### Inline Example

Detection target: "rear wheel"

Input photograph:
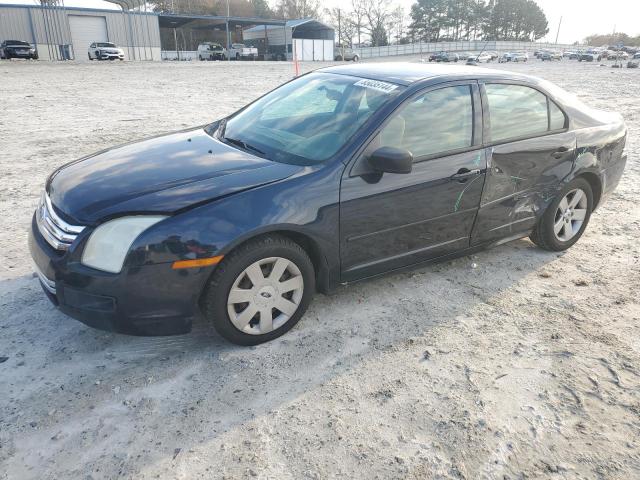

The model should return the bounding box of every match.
[353,55,359,62]
[530,178,593,251]
[202,235,315,345]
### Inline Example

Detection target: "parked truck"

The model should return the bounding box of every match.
[228,43,258,60]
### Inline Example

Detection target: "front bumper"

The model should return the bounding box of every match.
[29,214,209,336]
[6,50,36,58]
[98,53,124,60]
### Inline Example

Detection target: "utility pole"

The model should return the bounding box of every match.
[226,0,230,61]
[337,8,341,46]
[338,8,343,59]
[555,16,562,44]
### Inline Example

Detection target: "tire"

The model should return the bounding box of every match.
[530,177,593,251]
[88,53,92,60]
[353,55,359,62]
[202,234,315,345]
[235,53,240,60]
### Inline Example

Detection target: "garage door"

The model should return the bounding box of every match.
[69,15,108,61]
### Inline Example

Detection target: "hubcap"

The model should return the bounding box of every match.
[227,257,304,335]
[553,188,588,242]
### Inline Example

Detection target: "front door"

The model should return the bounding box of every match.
[340,82,486,282]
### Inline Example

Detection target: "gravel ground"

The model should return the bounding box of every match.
[0,58,639,479]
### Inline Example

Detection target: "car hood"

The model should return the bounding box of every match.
[47,128,302,224]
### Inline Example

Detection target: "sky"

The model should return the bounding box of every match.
[1,0,638,44]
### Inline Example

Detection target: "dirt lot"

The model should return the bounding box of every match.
[1,58,639,479]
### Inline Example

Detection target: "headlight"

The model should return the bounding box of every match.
[81,216,167,273]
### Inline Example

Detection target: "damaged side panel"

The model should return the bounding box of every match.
[471,131,577,245]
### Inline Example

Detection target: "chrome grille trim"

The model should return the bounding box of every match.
[33,262,56,294]
[36,193,85,251]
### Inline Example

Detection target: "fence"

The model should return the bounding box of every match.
[354,40,577,59]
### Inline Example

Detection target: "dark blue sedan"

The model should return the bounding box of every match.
[30,64,627,345]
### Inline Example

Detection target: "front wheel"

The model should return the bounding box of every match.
[352,55,359,62]
[530,178,593,251]
[202,235,315,345]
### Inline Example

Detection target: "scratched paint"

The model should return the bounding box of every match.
[454,175,483,212]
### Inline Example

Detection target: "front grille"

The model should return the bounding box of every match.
[36,193,85,251]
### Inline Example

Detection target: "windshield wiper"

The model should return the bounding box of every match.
[224,136,265,156]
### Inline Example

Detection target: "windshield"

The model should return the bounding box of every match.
[218,72,404,165]
[8,41,29,46]
[97,43,116,48]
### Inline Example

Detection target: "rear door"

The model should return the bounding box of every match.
[472,82,576,244]
[340,82,486,282]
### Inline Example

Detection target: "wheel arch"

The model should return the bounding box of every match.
[577,171,603,210]
[216,228,333,294]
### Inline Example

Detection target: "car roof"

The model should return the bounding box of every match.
[319,62,532,87]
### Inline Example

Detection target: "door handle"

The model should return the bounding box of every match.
[552,146,570,159]
[451,168,481,181]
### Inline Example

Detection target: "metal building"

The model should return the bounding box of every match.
[243,18,335,61]
[0,3,160,61]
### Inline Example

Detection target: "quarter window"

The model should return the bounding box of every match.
[549,100,567,130]
[379,85,474,159]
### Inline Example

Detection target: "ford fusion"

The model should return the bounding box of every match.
[30,64,627,345]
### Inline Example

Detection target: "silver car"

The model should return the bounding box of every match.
[334,46,359,62]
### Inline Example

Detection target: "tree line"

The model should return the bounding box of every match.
[584,33,640,47]
[326,0,549,48]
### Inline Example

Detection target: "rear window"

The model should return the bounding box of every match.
[486,84,567,143]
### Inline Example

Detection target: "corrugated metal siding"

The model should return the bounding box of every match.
[31,8,73,45]
[0,5,161,60]
[0,7,37,43]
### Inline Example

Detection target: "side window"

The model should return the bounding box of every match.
[379,85,473,159]
[485,84,548,142]
[549,100,567,130]
[90,43,95,48]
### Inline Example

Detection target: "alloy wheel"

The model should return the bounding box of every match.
[227,257,304,335]
[553,188,588,242]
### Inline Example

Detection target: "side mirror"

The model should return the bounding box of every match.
[368,146,413,174]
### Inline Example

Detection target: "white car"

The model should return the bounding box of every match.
[197,42,226,61]
[88,42,124,61]
[474,52,493,63]
[228,43,258,60]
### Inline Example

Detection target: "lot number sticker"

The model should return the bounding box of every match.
[354,79,398,93]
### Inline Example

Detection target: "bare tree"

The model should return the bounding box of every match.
[275,0,322,19]
[350,0,367,46]
[325,7,357,47]
[389,5,406,44]
[362,0,391,46]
